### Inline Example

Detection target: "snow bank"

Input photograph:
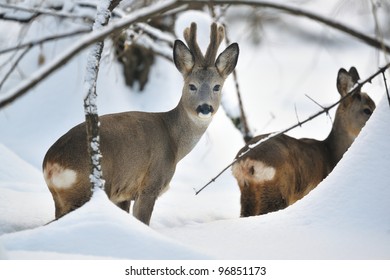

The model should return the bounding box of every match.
[0,143,53,234]
[0,1,389,261]
[160,96,390,259]
[1,189,208,259]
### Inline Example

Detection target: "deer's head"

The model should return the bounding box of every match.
[173,22,239,122]
[336,67,376,139]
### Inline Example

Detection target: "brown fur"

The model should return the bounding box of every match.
[232,67,375,217]
[43,23,239,225]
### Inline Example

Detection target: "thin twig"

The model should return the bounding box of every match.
[0,28,91,55]
[294,104,301,127]
[305,94,324,109]
[382,71,390,107]
[194,62,390,195]
[305,93,332,121]
[0,47,31,91]
[211,4,252,142]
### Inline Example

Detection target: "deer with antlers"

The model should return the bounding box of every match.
[43,22,239,225]
[232,67,375,217]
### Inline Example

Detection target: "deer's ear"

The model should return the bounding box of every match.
[173,40,194,75]
[348,66,360,83]
[215,43,239,78]
[337,68,355,97]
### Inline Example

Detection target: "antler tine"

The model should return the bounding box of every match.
[183,22,204,64]
[204,23,225,66]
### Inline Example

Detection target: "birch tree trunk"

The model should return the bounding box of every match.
[83,0,121,192]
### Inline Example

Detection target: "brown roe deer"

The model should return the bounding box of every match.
[43,23,239,225]
[232,67,375,217]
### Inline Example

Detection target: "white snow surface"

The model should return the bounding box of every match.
[0,3,389,260]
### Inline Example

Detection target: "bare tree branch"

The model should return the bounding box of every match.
[0,2,91,21]
[181,0,390,53]
[0,0,183,109]
[84,0,122,192]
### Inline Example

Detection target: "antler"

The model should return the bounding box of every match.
[183,22,225,67]
[204,23,225,66]
[184,23,204,64]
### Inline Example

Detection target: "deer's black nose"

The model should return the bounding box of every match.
[196,104,214,116]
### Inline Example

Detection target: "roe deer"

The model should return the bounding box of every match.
[232,67,375,217]
[43,22,239,225]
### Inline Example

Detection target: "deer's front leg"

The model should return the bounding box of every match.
[116,200,131,213]
[133,193,158,225]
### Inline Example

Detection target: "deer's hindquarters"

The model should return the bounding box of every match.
[232,135,329,217]
[43,162,91,219]
[232,158,287,216]
[42,112,178,223]
[232,158,276,185]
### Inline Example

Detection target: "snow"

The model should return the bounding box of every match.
[0,1,390,262]
[159,97,390,259]
[1,189,207,259]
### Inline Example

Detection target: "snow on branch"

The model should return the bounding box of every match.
[126,23,175,61]
[0,0,181,110]
[0,2,91,22]
[83,0,121,192]
[194,62,390,195]
[181,0,390,53]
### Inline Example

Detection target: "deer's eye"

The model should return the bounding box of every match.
[213,85,221,92]
[189,84,197,92]
[363,108,372,115]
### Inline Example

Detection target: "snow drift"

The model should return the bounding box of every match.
[0,2,389,260]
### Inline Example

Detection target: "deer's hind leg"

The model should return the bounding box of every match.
[257,184,287,215]
[115,200,131,213]
[239,181,260,217]
[239,180,287,217]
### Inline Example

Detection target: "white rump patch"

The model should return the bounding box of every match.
[44,163,77,189]
[252,161,276,182]
[232,158,276,184]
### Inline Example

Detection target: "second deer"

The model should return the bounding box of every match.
[232,67,375,217]
[43,23,239,225]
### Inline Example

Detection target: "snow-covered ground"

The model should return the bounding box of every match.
[0,1,389,261]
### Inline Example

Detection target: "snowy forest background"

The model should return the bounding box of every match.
[0,0,389,259]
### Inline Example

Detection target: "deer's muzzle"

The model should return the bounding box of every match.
[196,104,214,119]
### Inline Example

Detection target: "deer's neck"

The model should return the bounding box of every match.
[163,99,211,162]
[324,114,355,167]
